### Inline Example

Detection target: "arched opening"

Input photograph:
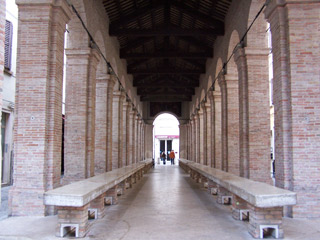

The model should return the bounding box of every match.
[153,113,179,166]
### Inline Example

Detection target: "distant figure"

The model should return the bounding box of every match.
[161,152,166,165]
[169,150,175,165]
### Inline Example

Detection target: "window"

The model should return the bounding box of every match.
[4,20,13,70]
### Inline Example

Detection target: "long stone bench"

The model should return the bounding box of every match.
[179,159,296,239]
[44,159,153,238]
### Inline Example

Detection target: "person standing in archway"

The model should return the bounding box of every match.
[169,150,175,165]
[161,151,166,165]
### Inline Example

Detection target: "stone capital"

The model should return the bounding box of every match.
[233,46,246,64]
[264,0,286,20]
[96,74,110,83]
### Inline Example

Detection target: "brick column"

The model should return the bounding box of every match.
[127,107,134,165]
[208,91,215,168]
[94,75,110,174]
[225,74,240,176]
[112,89,122,169]
[122,98,129,166]
[10,0,71,216]
[64,47,100,183]
[218,74,228,171]
[265,0,320,217]
[198,106,205,165]
[190,118,194,161]
[234,46,249,179]
[179,124,186,159]
[145,124,153,159]
[0,0,5,204]
[213,91,222,170]
[195,112,200,163]
[133,113,138,163]
[187,123,191,160]
[192,115,196,162]
[136,117,141,161]
[235,45,271,182]
[204,102,211,166]
[106,74,117,171]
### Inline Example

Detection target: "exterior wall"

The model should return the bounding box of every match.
[2,0,17,187]
[0,0,5,201]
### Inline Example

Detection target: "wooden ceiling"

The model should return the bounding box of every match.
[103,0,232,103]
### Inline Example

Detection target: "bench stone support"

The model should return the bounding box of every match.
[232,194,249,221]
[217,186,232,205]
[56,204,89,238]
[207,180,218,195]
[106,185,119,205]
[118,180,127,195]
[89,193,106,218]
[126,176,132,189]
[198,175,207,184]
[132,173,137,184]
[248,205,283,239]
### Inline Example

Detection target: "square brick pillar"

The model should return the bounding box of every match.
[179,124,186,159]
[0,0,5,204]
[196,112,200,163]
[218,74,228,172]
[199,104,205,165]
[127,107,135,164]
[106,74,117,171]
[64,47,100,183]
[234,45,271,183]
[134,115,139,163]
[56,204,89,238]
[225,75,240,176]
[213,91,222,170]
[94,75,110,174]
[122,99,129,166]
[9,0,71,216]
[190,119,194,161]
[144,124,153,161]
[265,0,320,217]
[204,102,212,167]
[112,89,124,169]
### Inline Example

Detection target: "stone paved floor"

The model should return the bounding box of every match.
[0,186,9,221]
[0,165,320,239]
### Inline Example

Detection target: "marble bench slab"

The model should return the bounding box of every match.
[44,160,151,207]
[178,159,296,208]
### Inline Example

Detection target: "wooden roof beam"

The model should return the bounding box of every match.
[128,68,204,75]
[109,26,224,37]
[171,0,224,30]
[121,51,212,59]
